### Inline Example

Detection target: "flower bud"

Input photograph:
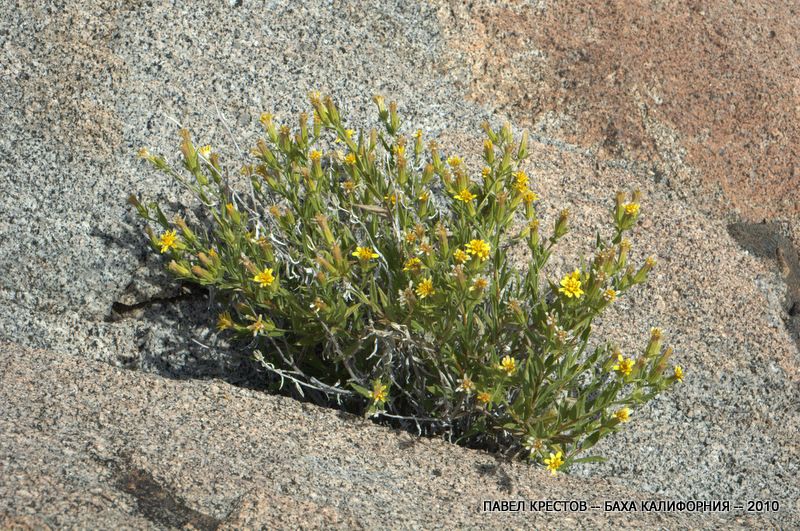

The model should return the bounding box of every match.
[517,130,529,160]
[173,216,196,244]
[422,163,434,185]
[633,256,656,284]
[528,219,540,249]
[373,95,388,120]
[615,191,626,224]
[191,265,215,281]
[483,139,495,164]
[554,208,570,239]
[299,112,309,145]
[645,327,664,360]
[168,260,192,277]
[481,121,498,143]
[388,101,400,134]
[309,92,328,124]
[260,113,278,143]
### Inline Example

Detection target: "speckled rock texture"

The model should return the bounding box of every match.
[0,343,786,529]
[1,0,799,528]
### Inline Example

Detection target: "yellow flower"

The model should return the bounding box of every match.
[603,288,617,302]
[674,365,684,382]
[453,249,469,263]
[624,202,640,216]
[465,239,491,261]
[384,193,398,206]
[158,230,179,253]
[309,150,322,162]
[405,232,417,244]
[481,167,491,178]
[344,152,356,165]
[454,188,477,202]
[415,278,435,299]
[413,129,423,140]
[352,246,379,261]
[393,144,406,157]
[646,256,657,267]
[418,190,430,202]
[558,271,584,298]
[309,297,327,313]
[456,375,475,393]
[198,145,211,158]
[498,355,516,376]
[247,314,268,336]
[342,180,356,193]
[522,189,539,204]
[513,170,529,188]
[612,354,635,377]
[470,277,489,292]
[543,451,564,476]
[447,155,462,167]
[335,129,355,144]
[476,391,491,404]
[216,312,234,331]
[253,268,275,288]
[403,257,423,272]
[369,381,388,403]
[615,407,631,423]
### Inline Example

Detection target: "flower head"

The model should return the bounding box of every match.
[481,167,491,178]
[513,170,529,188]
[415,278,435,299]
[403,257,423,273]
[352,246,379,261]
[369,381,388,403]
[198,145,211,158]
[456,375,475,394]
[603,288,617,303]
[246,314,269,336]
[558,271,584,298]
[674,365,684,382]
[524,436,543,453]
[453,248,469,264]
[543,451,564,476]
[309,150,322,162]
[253,268,275,288]
[447,155,462,167]
[465,239,491,261]
[216,312,234,331]
[344,152,356,166]
[309,297,327,313]
[498,355,517,376]
[615,407,631,423]
[522,189,539,204]
[335,129,355,144]
[342,180,356,193]
[612,354,635,377]
[158,230,179,253]
[624,202,640,216]
[476,391,491,404]
[470,276,489,292]
[454,188,477,202]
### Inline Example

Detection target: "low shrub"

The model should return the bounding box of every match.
[132,94,683,474]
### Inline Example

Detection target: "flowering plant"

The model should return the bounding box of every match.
[131,94,683,473]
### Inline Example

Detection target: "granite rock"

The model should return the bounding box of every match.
[1,0,799,528]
